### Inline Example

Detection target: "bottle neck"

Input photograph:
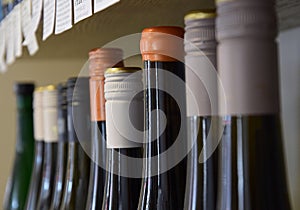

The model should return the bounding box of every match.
[143,59,187,174]
[105,148,143,179]
[89,77,106,122]
[89,61,124,122]
[216,1,280,116]
[34,141,44,158]
[67,103,77,142]
[90,121,106,168]
[58,104,68,142]
[16,94,34,153]
[68,101,91,142]
[144,60,185,76]
[104,148,142,209]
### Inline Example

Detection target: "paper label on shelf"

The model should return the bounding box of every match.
[13,4,22,57]
[5,13,15,65]
[73,0,92,24]
[29,0,42,33]
[20,0,30,39]
[55,0,72,34]
[42,0,56,40]
[0,23,7,73]
[94,0,119,14]
[23,0,42,50]
[21,0,39,55]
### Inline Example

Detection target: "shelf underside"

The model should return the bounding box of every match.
[19,0,300,60]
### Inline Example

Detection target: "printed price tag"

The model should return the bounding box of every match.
[73,0,92,24]
[94,0,119,14]
[0,23,7,72]
[21,0,38,55]
[5,13,15,65]
[13,4,22,57]
[43,0,56,40]
[55,0,72,34]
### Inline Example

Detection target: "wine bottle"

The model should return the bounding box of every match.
[184,10,219,210]
[36,85,58,210]
[25,87,45,210]
[60,77,91,210]
[138,26,187,210]
[216,1,291,210]
[86,48,124,210]
[102,67,143,210]
[49,83,69,210]
[3,83,35,210]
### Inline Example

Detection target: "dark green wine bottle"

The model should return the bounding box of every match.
[25,87,45,210]
[102,67,143,210]
[216,1,291,210]
[138,26,187,210]
[49,83,69,210]
[86,48,124,210]
[3,83,35,210]
[36,85,58,210]
[60,77,91,210]
[184,10,219,210]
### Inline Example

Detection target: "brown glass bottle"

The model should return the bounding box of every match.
[138,26,187,210]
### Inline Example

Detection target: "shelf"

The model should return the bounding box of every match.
[21,0,214,60]
[11,0,300,61]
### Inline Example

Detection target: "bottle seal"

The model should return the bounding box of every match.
[33,87,44,141]
[43,85,58,142]
[104,67,143,148]
[89,48,124,121]
[185,10,218,116]
[140,26,184,62]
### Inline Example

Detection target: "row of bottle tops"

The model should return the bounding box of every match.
[14,65,145,146]
[13,2,280,145]
[12,9,218,145]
